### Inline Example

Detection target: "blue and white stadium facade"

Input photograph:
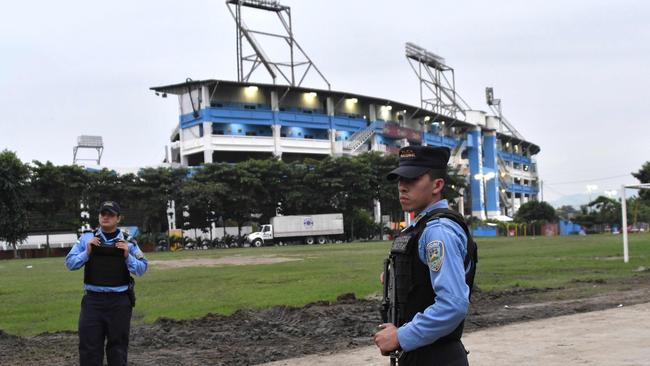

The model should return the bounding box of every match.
[150,79,540,220]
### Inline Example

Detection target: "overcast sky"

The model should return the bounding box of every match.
[1,0,648,207]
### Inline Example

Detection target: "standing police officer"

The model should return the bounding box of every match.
[65,201,148,366]
[374,146,477,366]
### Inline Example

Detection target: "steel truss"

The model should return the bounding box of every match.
[226,0,330,89]
[405,42,470,120]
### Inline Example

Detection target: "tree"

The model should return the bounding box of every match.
[0,150,30,258]
[130,167,188,233]
[29,161,86,256]
[237,158,289,223]
[356,152,401,222]
[514,200,558,223]
[178,168,226,236]
[632,161,650,202]
[573,195,623,230]
[556,205,579,221]
[83,168,125,228]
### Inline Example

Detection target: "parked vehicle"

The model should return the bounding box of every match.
[247,213,344,247]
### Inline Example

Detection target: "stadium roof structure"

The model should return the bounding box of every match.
[150,79,541,154]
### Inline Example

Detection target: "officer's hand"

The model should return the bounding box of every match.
[373,323,400,355]
[380,271,384,285]
[115,240,129,258]
[86,237,101,254]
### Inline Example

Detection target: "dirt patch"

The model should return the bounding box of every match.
[149,255,302,269]
[2,276,650,366]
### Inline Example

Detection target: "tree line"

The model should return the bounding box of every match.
[0,149,466,256]
[515,161,650,233]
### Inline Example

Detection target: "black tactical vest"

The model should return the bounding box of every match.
[84,232,131,287]
[390,207,478,342]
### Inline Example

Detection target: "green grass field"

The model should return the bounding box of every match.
[1,233,649,336]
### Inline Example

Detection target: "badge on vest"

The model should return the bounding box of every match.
[426,240,445,272]
[390,234,412,254]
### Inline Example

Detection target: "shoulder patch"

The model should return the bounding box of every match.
[425,240,445,272]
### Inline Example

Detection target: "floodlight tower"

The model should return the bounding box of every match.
[73,135,104,165]
[405,42,470,120]
[485,87,525,140]
[226,0,330,89]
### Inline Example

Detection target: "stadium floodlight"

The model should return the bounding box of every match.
[73,135,104,165]
[621,183,650,263]
[405,42,470,120]
[405,42,447,71]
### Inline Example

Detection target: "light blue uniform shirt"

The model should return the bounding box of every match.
[65,229,148,292]
[396,199,471,352]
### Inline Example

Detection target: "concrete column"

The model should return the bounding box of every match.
[179,127,189,166]
[457,188,465,216]
[272,124,282,158]
[271,91,282,159]
[468,126,485,220]
[484,130,500,218]
[373,199,381,224]
[368,104,377,122]
[201,86,210,109]
[370,134,379,151]
[326,97,336,155]
[271,91,279,110]
[202,121,213,164]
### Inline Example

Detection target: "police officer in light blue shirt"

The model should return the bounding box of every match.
[65,201,148,366]
[374,146,477,366]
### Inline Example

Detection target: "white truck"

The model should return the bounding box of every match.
[247,213,344,247]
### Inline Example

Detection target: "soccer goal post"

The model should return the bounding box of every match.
[621,183,650,263]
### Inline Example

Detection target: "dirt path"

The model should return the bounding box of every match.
[260,302,650,366]
[2,276,650,366]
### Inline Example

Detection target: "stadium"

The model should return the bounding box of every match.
[150,0,541,221]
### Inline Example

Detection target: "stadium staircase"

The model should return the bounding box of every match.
[497,155,512,210]
[343,122,378,152]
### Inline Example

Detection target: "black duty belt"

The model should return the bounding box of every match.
[85,290,128,297]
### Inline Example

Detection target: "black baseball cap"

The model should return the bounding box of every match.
[387,146,450,181]
[99,201,121,215]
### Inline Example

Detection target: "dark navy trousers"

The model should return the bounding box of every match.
[400,339,469,366]
[78,292,132,366]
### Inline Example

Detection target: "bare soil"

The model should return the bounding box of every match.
[2,275,650,366]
